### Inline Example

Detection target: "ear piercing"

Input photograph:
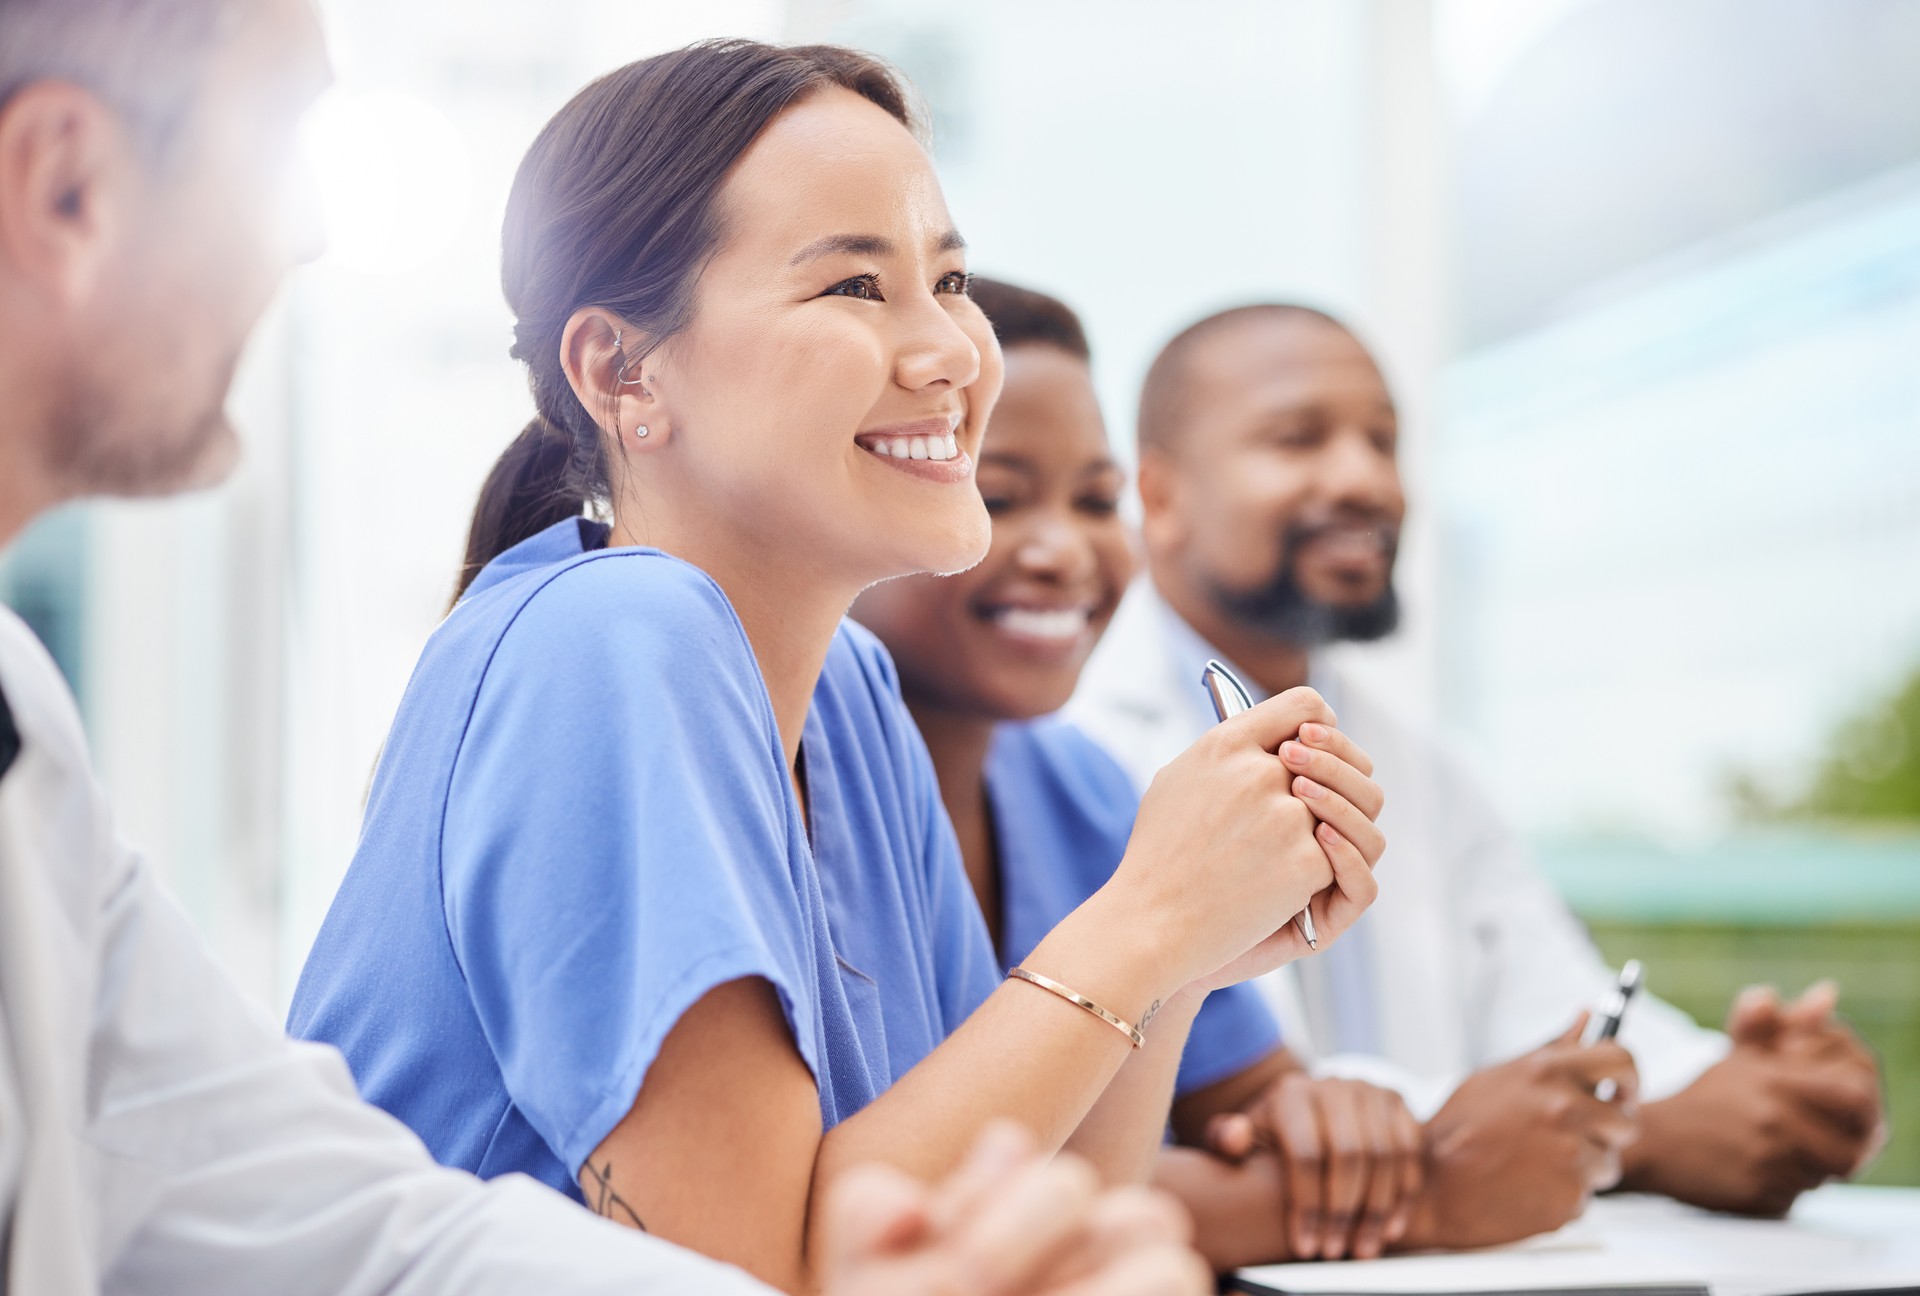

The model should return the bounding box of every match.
[634,425,649,439]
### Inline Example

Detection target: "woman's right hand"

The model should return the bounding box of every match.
[1107,686,1384,995]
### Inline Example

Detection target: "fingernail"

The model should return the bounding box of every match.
[1282,741,1311,766]
[1302,723,1328,745]
[1318,821,1340,843]
[1295,776,1326,800]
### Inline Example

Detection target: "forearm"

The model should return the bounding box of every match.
[1062,988,1205,1184]
[817,887,1185,1193]
[1152,1146,1293,1272]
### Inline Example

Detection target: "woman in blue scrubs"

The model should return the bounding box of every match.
[289,41,1386,1294]
[852,280,1427,1268]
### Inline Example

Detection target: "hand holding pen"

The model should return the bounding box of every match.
[1184,661,1385,983]
[1202,660,1383,955]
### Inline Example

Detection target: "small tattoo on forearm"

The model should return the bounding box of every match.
[1140,999,1163,1034]
[583,1158,646,1230]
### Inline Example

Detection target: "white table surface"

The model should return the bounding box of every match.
[1234,1185,1920,1296]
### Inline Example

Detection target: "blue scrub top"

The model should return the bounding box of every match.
[288,519,999,1200]
[987,718,1284,1095]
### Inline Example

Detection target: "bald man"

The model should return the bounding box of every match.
[0,1,1208,1292]
[1070,304,1886,1234]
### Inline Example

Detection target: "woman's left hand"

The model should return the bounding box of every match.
[1196,723,1384,988]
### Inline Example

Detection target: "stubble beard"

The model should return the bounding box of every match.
[1207,521,1403,649]
[43,348,241,501]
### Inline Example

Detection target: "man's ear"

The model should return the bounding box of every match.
[0,83,133,306]
[560,306,671,454]
[1136,445,1187,554]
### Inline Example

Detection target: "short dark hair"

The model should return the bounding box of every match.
[455,40,919,603]
[968,276,1091,362]
[1136,302,1351,454]
[0,0,232,161]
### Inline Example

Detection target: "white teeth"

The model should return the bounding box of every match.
[860,429,963,462]
[993,607,1090,641]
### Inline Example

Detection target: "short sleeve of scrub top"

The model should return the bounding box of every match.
[988,718,1283,1095]
[289,519,997,1199]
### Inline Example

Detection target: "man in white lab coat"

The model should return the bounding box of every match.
[1071,303,1886,1229]
[0,0,1210,1292]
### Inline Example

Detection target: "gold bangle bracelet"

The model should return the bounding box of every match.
[1007,966,1146,1048]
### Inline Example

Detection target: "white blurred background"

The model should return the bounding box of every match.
[3,0,1917,1175]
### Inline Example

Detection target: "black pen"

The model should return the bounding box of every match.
[1201,659,1319,950]
[1585,959,1643,1101]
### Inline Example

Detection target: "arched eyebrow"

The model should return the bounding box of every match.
[788,228,967,266]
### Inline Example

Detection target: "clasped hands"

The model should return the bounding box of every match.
[1196,1016,1641,1261]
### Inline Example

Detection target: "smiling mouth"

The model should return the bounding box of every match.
[982,604,1096,644]
[855,414,963,463]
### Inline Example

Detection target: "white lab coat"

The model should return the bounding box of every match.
[1067,582,1728,1117]
[0,606,769,1296]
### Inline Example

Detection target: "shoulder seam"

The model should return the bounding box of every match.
[432,550,773,995]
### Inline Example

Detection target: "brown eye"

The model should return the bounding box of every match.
[936,271,974,296]
[824,274,884,301]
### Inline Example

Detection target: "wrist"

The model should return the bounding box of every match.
[1027,883,1188,1031]
[1616,1096,1674,1194]
[1391,1180,1445,1252]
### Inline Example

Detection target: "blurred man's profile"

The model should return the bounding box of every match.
[1071,303,1888,1224]
[0,3,1207,1294]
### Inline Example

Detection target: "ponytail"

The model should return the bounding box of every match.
[451,418,591,606]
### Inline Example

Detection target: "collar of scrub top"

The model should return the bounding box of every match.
[0,677,19,780]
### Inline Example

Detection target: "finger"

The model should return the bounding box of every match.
[947,1153,1101,1294]
[1206,1111,1259,1164]
[1553,1041,1640,1105]
[926,1120,1038,1233]
[1781,1018,1875,1069]
[1038,1185,1195,1288]
[1270,1079,1328,1260]
[1308,822,1380,941]
[1727,984,1784,1045]
[1772,1063,1884,1137]
[1784,980,1839,1031]
[1555,1013,1590,1047]
[821,1163,932,1275]
[1280,740,1385,821]
[1290,775,1387,865]
[1314,1082,1371,1260]
[1774,1104,1875,1180]
[1559,1087,1640,1154]
[1297,720,1373,778]
[1350,1087,1404,1260]
[1387,1101,1424,1245]
[1234,686,1338,753]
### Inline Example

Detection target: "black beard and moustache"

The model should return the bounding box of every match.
[1207,515,1402,647]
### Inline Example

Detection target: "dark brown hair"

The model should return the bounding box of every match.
[454,40,918,602]
[967,276,1091,362]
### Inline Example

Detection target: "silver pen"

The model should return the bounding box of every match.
[1583,959,1643,1101]
[1201,659,1320,951]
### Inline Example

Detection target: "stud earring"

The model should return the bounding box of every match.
[634,424,650,439]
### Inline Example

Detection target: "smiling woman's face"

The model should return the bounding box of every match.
[855,341,1134,721]
[638,85,1000,591]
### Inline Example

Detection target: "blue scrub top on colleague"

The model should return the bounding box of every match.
[288,518,999,1200]
[987,719,1284,1096]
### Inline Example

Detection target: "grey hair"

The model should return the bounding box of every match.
[0,0,235,161]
